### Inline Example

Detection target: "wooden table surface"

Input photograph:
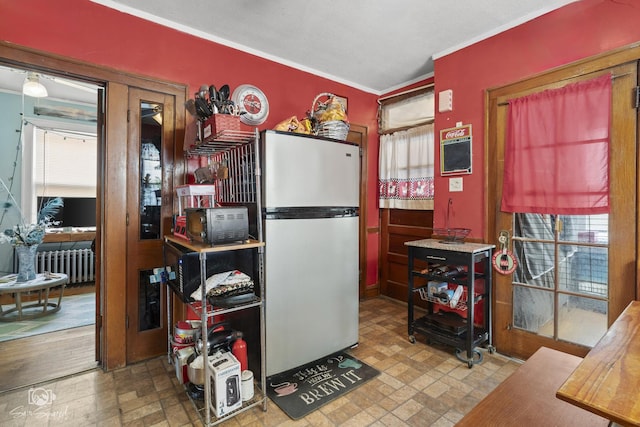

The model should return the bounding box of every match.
[458,347,608,426]
[557,300,640,426]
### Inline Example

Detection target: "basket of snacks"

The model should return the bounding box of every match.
[310,92,350,140]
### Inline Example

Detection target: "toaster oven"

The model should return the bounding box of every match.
[185,206,249,245]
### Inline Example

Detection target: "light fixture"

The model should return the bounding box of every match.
[23,72,48,98]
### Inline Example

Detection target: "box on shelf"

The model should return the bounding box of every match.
[427,281,448,297]
[208,351,242,418]
[187,301,224,327]
[176,184,216,214]
[202,114,241,141]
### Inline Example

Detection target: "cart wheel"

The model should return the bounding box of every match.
[488,345,496,354]
[409,335,416,344]
[472,349,484,366]
[455,348,484,368]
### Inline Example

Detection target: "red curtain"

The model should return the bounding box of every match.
[501,74,611,215]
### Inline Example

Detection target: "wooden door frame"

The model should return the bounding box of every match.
[346,124,370,299]
[486,43,640,358]
[0,41,188,370]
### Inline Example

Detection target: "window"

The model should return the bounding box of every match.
[22,120,97,226]
[378,87,435,210]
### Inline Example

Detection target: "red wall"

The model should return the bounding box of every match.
[0,0,381,286]
[6,1,635,285]
[429,0,640,240]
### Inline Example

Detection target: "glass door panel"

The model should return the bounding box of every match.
[512,213,608,347]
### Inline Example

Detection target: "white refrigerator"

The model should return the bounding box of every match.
[261,130,360,377]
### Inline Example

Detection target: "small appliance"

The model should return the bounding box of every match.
[186,206,249,244]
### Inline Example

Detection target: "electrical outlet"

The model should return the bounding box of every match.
[449,177,463,192]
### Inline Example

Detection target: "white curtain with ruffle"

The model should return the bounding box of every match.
[378,124,434,210]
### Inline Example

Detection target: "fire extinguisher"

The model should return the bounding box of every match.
[232,331,248,371]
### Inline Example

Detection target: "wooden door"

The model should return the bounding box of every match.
[126,88,175,363]
[488,61,637,360]
[346,124,368,298]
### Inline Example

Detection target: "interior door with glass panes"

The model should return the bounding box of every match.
[126,88,175,363]
[491,61,637,360]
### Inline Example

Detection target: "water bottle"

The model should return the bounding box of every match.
[232,331,248,371]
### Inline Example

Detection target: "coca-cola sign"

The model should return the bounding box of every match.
[440,124,472,175]
[444,128,468,140]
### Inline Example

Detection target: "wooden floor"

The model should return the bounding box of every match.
[0,324,98,392]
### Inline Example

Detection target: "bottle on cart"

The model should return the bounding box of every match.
[442,266,466,278]
[427,264,442,274]
[432,265,450,276]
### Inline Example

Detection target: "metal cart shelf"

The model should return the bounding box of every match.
[405,239,495,368]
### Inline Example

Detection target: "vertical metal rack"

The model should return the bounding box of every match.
[164,128,267,425]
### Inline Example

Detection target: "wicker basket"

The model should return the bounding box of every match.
[316,120,350,140]
[311,92,349,140]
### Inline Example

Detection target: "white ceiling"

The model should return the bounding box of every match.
[0,66,99,105]
[92,0,577,94]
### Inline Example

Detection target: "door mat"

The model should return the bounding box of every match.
[266,351,380,420]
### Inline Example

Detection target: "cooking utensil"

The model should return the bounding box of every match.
[219,84,230,102]
[187,353,218,386]
[208,85,219,114]
[174,320,198,343]
[198,84,209,100]
[194,95,212,120]
[184,99,197,117]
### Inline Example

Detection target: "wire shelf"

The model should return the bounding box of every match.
[418,286,469,311]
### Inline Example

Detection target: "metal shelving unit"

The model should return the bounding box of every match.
[163,128,267,425]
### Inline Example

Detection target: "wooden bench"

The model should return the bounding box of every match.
[457,347,609,426]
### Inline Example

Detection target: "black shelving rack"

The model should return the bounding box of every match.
[405,238,496,368]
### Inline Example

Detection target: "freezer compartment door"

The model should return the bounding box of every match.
[262,131,359,208]
[265,216,359,377]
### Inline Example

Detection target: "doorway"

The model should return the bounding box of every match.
[0,65,101,390]
[487,59,638,360]
[0,41,188,370]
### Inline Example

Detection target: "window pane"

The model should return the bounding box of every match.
[512,212,609,347]
[35,128,97,197]
[513,285,554,336]
[557,294,607,347]
[138,268,161,331]
[513,240,555,289]
[139,102,163,240]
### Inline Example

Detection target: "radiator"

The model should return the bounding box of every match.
[36,249,95,284]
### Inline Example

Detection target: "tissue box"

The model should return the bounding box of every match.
[208,352,242,417]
